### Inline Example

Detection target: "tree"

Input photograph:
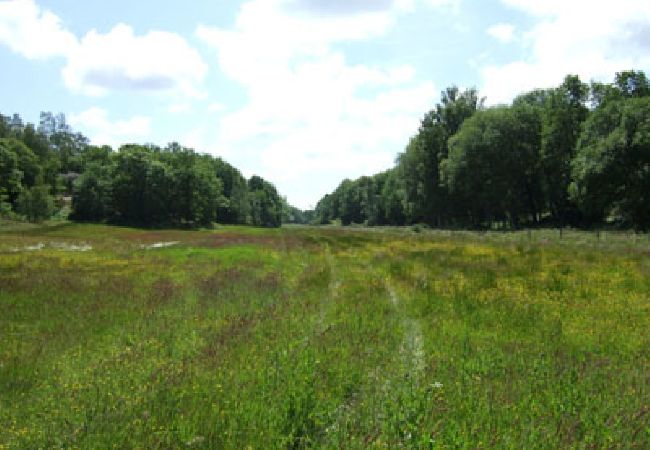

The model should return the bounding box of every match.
[248,175,282,227]
[0,114,10,138]
[16,184,55,223]
[111,145,173,225]
[2,107,286,228]
[539,75,589,225]
[443,104,543,228]
[397,86,482,226]
[0,140,23,206]
[213,157,250,224]
[381,168,406,225]
[0,138,41,187]
[71,162,114,221]
[0,187,12,217]
[50,130,89,173]
[314,193,333,224]
[9,114,23,133]
[185,154,224,225]
[570,97,650,230]
[614,70,650,98]
[38,112,57,137]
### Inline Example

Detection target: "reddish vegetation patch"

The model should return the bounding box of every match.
[202,302,282,365]
[148,278,178,307]
[198,267,247,299]
[195,233,276,248]
[94,275,135,299]
[197,267,282,304]
[192,232,309,251]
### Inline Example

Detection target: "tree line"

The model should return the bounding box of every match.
[0,112,290,227]
[314,70,650,231]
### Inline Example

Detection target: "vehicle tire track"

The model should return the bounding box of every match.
[386,281,425,380]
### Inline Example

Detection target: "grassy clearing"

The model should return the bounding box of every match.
[0,223,648,448]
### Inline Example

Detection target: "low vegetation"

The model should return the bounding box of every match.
[1,223,648,448]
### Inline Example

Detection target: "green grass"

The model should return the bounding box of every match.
[0,223,648,448]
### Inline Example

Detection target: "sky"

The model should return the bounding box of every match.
[1,0,649,209]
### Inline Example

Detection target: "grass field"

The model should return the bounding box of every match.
[1,223,648,448]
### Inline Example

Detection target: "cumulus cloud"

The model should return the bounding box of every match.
[0,0,207,97]
[197,0,436,208]
[63,24,207,97]
[487,23,515,43]
[0,0,76,59]
[481,0,650,104]
[68,107,151,148]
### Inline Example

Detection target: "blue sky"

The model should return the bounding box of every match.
[1,0,649,209]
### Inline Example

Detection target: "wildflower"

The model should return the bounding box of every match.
[432,381,443,389]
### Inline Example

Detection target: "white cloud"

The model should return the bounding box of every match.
[207,102,226,112]
[167,103,192,114]
[426,0,461,14]
[481,0,650,104]
[428,0,460,8]
[63,24,207,97]
[196,0,436,208]
[0,0,76,59]
[68,107,151,148]
[288,0,415,15]
[487,23,515,43]
[0,0,207,98]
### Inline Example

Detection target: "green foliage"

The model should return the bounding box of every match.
[614,70,650,98]
[0,111,288,228]
[71,162,114,221]
[0,137,42,187]
[213,157,250,224]
[248,175,282,227]
[314,172,392,226]
[0,141,23,206]
[0,114,9,138]
[444,104,543,227]
[398,86,482,225]
[570,97,650,230]
[317,70,650,231]
[105,144,226,226]
[0,187,13,217]
[281,197,313,224]
[540,75,589,224]
[16,184,55,223]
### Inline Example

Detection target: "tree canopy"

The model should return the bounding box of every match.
[0,113,288,227]
[315,70,650,231]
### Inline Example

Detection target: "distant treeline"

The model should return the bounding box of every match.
[314,70,650,231]
[0,112,298,227]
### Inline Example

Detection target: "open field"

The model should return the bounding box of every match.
[0,223,648,448]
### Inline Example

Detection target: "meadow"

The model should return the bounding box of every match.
[0,222,648,448]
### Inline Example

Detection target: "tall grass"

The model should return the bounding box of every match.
[0,223,648,448]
